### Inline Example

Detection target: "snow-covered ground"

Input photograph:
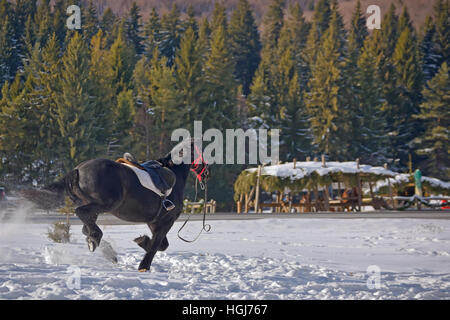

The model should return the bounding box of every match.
[1,209,449,299]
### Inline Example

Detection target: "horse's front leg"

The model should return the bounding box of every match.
[76,203,105,252]
[134,222,169,252]
[137,220,174,272]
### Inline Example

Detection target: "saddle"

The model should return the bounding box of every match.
[116,153,176,210]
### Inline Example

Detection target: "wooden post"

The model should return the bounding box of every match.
[385,163,395,209]
[276,191,281,213]
[306,189,312,213]
[293,158,297,169]
[314,185,319,212]
[237,194,243,214]
[356,158,362,212]
[246,186,255,210]
[244,193,249,213]
[336,181,342,211]
[323,185,330,211]
[408,153,413,174]
[255,165,262,214]
[288,192,292,213]
[369,181,374,199]
[321,156,328,210]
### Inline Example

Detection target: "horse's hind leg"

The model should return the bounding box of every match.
[75,203,105,252]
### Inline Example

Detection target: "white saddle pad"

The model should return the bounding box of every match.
[122,163,172,197]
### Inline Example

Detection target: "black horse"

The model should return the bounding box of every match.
[25,139,209,272]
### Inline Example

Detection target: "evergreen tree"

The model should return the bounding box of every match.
[414,62,450,179]
[13,0,37,41]
[22,15,35,59]
[229,0,261,95]
[305,4,346,159]
[0,78,34,182]
[305,0,331,66]
[341,0,368,159]
[142,8,161,59]
[198,17,211,54]
[159,3,182,67]
[174,27,206,127]
[284,3,310,88]
[420,16,439,82]
[149,55,184,154]
[52,0,67,46]
[370,3,399,112]
[348,0,367,51]
[248,0,285,129]
[23,34,63,182]
[185,4,198,36]
[277,44,311,160]
[55,32,97,171]
[82,0,99,43]
[100,8,117,48]
[262,0,285,50]
[125,2,143,55]
[273,4,313,159]
[13,0,37,70]
[432,0,450,67]
[204,11,237,129]
[132,53,154,159]
[391,25,423,165]
[0,15,14,86]
[108,21,136,95]
[34,0,52,47]
[355,37,389,164]
[89,29,115,154]
[113,89,135,154]
[211,1,227,33]
[398,6,414,34]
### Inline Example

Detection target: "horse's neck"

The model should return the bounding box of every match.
[169,164,191,202]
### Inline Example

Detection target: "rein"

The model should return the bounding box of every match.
[177,145,211,243]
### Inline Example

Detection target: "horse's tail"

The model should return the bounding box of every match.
[22,170,79,210]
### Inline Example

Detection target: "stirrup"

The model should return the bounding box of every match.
[163,199,175,211]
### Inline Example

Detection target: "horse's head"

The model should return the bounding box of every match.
[166,138,210,188]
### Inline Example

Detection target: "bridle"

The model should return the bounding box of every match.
[177,143,211,243]
[190,143,209,190]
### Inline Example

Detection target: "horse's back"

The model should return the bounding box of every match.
[75,159,126,204]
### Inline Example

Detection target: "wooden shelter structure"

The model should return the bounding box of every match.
[234,158,398,213]
[369,173,450,197]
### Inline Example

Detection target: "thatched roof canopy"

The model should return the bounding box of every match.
[370,173,450,196]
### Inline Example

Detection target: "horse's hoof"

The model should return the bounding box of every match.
[87,238,98,252]
[138,268,148,273]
